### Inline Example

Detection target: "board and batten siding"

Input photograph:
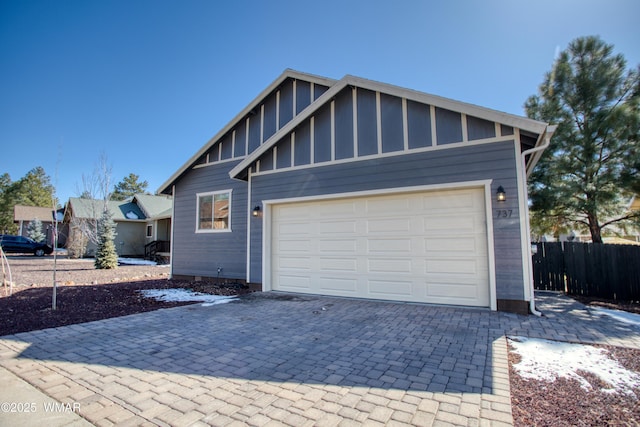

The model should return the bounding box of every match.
[249,140,525,301]
[250,86,508,176]
[193,77,330,168]
[171,159,248,280]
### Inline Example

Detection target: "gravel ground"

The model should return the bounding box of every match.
[1,256,639,425]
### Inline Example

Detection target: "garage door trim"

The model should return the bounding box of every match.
[261,180,497,310]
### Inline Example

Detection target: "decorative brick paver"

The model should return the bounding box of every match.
[1,291,639,426]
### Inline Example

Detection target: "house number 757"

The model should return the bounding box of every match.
[496,209,513,218]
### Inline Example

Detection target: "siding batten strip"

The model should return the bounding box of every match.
[245,118,250,154]
[232,130,236,158]
[353,87,358,157]
[430,105,437,146]
[260,104,265,143]
[276,90,280,131]
[461,113,468,142]
[331,100,336,161]
[310,116,315,164]
[291,132,296,166]
[292,80,297,117]
[273,147,278,170]
[376,91,382,154]
[402,98,409,151]
[246,170,252,283]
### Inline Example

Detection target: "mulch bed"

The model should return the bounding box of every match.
[0,258,254,336]
[509,344,640,426]
[0,280,253,336]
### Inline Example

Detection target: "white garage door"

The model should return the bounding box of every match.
[270,188,490,307]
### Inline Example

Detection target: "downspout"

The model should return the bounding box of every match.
[520,125,557,316]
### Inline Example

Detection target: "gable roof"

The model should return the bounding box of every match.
[66,198,146,221]
[157,69,336,194]
[132,194,173,219]
[229,74,553,180]
[158,69,554,190]
[14,205,56,222]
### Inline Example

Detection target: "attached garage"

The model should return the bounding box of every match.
[267,186,494,308]
[160,69,556,314]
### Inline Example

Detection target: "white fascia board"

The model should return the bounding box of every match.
[157,69,337,194]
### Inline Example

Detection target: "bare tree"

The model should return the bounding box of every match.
[68,153,114,257]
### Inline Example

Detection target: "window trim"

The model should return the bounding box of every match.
[196,189,232,233]
[146,224,153,238]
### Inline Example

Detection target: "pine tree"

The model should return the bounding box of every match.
[27,218,46,243]
[111,173,149,201]
[94,208,118,269]
[525,36,640,242]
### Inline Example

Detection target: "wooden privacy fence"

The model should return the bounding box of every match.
[532,242,640,301]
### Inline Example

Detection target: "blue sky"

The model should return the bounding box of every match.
[1,0,639,205]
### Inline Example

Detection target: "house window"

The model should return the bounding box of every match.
[146,224,153,238]
[197,190,231,232]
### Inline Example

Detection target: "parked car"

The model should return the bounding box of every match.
[0,235,53,256]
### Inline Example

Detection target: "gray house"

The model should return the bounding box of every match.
[159,69,555,314]
[64,194,172,259]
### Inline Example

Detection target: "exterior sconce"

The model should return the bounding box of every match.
[496,186,506,202]
[252,205,261,217]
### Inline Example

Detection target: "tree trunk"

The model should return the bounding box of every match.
[587,213,603,243]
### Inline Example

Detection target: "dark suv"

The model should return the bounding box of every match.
[0,235,53,256]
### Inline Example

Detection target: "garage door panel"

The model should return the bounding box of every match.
[318,277,358,293]
[368,279,413,297]
[317,200,357,217]
[277,239,312,252]
[277,256,312,270]
[368,238,413,253]
[318,220,357,234]
[368,258,413,274]
[278,222,312,236]
[366,197,410,213]
[319,257,357,272]
[367,218,411,233]
[318,239,357,253]
[426,258,481,274]
[425,214,478,233]
[421,191,479,210]
[426,237,480,254]
[275,205,312,220]
[271,187,490,307]
[277,275,312,290]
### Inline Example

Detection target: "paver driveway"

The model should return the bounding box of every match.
[0,292,639,426]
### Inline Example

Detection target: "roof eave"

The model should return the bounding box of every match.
[525,124,557,177]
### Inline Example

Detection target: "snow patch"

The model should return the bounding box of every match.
[125,211,139,219]
[118,258,158,265]
[138,288,237,306]
[592,306,640,327]
[509,337,640,395]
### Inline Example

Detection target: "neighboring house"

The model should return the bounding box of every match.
[158,69,556,314]
[13,205,67,247]
[131,194,173,260]
[64,195,172,258]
